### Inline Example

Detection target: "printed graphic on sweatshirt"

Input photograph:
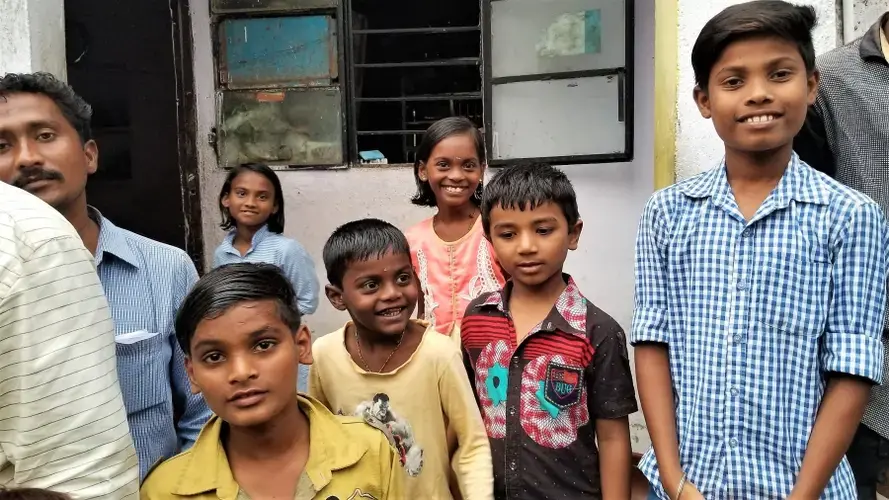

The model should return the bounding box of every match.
[323,490,377,500]
[355,393,424,477]
[520,355,589,448]
[474,340,511,439]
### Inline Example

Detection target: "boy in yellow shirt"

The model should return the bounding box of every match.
[140,263,403,500]
[311,219,493,500]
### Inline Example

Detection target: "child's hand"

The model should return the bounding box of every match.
[678,482,705,500]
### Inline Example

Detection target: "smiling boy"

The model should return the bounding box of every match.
[632,2,889,499]
[460,163,637,500]
[310,218,493,500]
[139,263,404,500]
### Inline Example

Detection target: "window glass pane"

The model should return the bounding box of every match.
[212,0,336,14]
[218,88,343,167]
[219,16,337,89]
[491,75,624,160]
[491,0,626,78]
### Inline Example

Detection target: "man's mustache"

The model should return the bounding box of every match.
[12,167,64,189]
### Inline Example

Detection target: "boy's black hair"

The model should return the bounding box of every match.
[323,218,411,288]
[692,1,817,90]
[219,163,286,233]
[0,72,93,143]
[411,116,486,208]
[0,488,70,500]
[174,263,301,355]
[481,162,580,236]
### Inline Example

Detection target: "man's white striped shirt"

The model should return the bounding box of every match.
[0,182,139,498]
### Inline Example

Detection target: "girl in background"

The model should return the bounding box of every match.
[405,117,506,341]
[213,163,319,391]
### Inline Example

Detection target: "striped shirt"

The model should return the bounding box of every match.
[632,154,888,499]
[213,225,320,392]
[0,183,139,498]
[90,208,212,480]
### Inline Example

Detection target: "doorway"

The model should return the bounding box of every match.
[64,0,204,270]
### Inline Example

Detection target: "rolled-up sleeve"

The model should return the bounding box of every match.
[821,202,889,383]
[631,195,672,345]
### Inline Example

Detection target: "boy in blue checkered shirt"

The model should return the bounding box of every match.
[631,2,889,499]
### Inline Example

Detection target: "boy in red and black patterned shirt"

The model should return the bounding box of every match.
[460,162,637,500]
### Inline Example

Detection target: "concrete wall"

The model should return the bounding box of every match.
[0,0,66,78]
[673,0,843,180]
[190,0,657,451]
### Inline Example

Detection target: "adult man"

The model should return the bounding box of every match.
[0,181,139,497]
[0,72,212,480]
[794,11,889,500]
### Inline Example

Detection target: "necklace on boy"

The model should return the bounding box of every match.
[354,327,405,373]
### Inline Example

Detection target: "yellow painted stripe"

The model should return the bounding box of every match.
[653,0,679,189]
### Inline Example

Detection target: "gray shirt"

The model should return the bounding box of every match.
[795,13,889,439]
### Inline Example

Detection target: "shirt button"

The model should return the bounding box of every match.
[729,438,739,448]
[512,357,520,367]
[509,460,517,471]
[742,228,753,238]
[508,406,517,416]
[734,334,742,343]
[730,387,740,397]
[737,279,748,291]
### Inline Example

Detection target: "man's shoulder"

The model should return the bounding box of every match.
[107,220,196,274]
[0,184,82,250]
[816,39,863,76]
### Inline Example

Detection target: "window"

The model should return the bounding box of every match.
[210,0,633,168]
[484,0,634,165]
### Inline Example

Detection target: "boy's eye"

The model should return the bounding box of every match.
[361,280,379,291]
[497,231,515,239]
[536,227,553,235]
[0,141,9,152]
[202,352,224,364]
[462,162,478,170]
[723,77,743,87]
[436,161,449,169]
[396,273,413,285]
[255,340,276,351]
[772,69,792,80]
[36,132,56,142]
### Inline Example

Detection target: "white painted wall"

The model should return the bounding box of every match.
[674,0,843,180]
[190,0,656,451]
[0,0,66,78]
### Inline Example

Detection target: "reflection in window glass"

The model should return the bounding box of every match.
[212,0,336,14]
[218,88,343,167]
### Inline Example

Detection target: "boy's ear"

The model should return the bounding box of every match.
[184,357,202,395]
[693,85,712,120]
[294,324,313,366]
[325,284,348,311]
[806,69,820,106]
[568,219,583,251]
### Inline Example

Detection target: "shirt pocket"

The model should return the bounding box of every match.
[755,258,830,338]
[115,331,171,414]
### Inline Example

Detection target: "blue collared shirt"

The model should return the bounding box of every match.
[213,225,320,391]
[631,154,888,499]
[92,208,212,479]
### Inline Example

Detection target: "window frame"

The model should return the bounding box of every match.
[481,0,635,167]
[210,3,351,170]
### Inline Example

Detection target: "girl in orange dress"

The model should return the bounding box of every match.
[405,117,507,341]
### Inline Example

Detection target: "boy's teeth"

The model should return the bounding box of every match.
[745,115,775,123]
